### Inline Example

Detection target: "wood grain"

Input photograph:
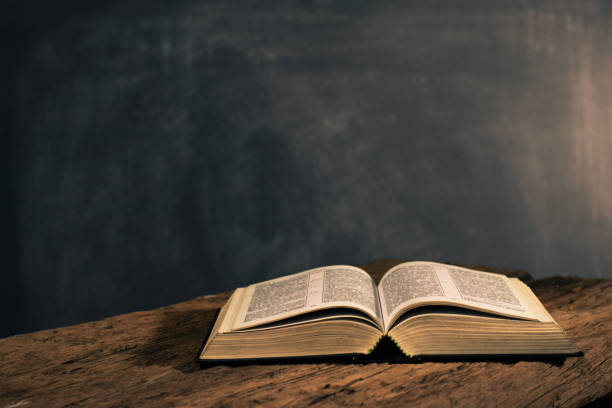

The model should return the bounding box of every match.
[1,260,611,407]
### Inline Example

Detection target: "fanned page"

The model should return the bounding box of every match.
[231,265,383,331]
[378,262,543,331]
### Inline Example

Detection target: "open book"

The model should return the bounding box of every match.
[197,261,580,361]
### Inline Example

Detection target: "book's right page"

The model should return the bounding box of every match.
[378,261,544,331]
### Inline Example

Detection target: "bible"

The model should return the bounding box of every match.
[197,261,580,361]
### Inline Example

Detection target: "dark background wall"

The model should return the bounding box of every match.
[3,0,612,338]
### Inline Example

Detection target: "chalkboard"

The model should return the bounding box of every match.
[4,0,612,337]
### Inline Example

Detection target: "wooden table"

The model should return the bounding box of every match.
[2,260,611,407]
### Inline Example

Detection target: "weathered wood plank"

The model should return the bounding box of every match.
[1,260,611,407]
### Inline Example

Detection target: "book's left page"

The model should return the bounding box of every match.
[231,265,383,331]
[199,285,383,361]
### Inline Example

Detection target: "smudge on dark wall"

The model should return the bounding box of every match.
[4,0,612,337]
